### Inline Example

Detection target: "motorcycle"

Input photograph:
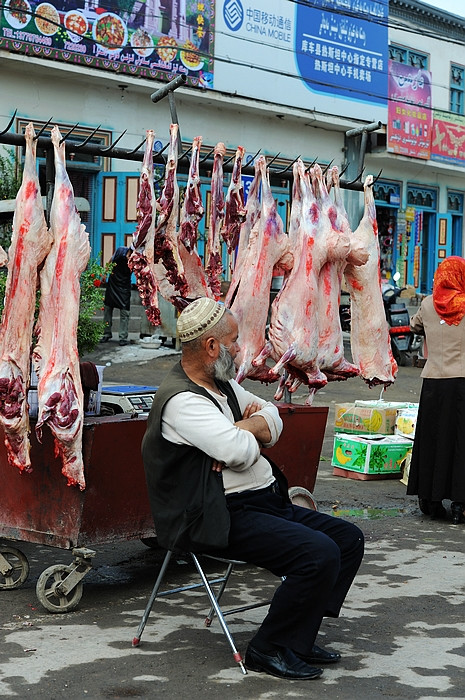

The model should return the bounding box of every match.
[382,273,422,366]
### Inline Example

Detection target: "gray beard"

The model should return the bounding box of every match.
[213,344,236,382]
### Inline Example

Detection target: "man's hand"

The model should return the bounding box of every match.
[211,459,225,472]
[242,402,262,419]
[235,403,271,446]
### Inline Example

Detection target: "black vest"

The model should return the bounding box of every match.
[141,361,240,551]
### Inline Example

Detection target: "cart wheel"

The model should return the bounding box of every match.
[0,546,30,589]
[288,486,318,511]
[36,564,83,613]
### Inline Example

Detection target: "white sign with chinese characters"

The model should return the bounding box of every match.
[214,0,388,122]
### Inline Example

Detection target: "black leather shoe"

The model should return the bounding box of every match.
[119,339,129,346]
[298,644,341,664]
[451,502,465,525]
[245,645,323,680]
[99,336,111,343]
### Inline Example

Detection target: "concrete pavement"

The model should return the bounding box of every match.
[1,347,464,699]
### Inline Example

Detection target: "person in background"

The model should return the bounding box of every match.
[407,256,465,524]
[142,297,365,681]
[100,246,132,346]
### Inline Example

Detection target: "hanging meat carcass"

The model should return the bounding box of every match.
[228,156,293,384]
[152,123,188,305]
[131,125,190,324]
[222,146,246,261]
[0,123,53,473]
[178,135,212,300]
[205,142,226,299]
[344,175,398,387]
[0,247,7,267]
[225,163,261,307]
[254,161,329,397]
[33,125,90,490]
[179,135,204,253]
[313,165,365,382]
[130,129,162,326]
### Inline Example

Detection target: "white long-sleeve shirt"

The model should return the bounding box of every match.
[162,379,283,494]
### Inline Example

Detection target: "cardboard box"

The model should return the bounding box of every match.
[334,403,398,435]
[331,433,413,476]
[395,406,418,440]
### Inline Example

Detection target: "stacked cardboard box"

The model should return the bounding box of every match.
[332,400,417,480]
[332,433,413,480]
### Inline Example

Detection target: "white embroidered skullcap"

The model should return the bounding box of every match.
[177,297,226,342]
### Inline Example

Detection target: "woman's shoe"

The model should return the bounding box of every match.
[429,501,447,520]
[451,502,465,525]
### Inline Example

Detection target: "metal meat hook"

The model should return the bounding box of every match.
[59,123,80,145]
[32,116,53,141]
[99,130,127,154]
[369,169,383,187]
[0,110,17,137]
[273,156,300,176]
[72,125,102,149]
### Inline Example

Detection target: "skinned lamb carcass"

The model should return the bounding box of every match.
[0,123,52,472]
[33,125,90,489]
[255,162,355,403]
[177,135,212,300]
[344,175,398,387]
[152,123,188,308]
[222,146,246,261]
[313,165,363,382]
[205,142,226,299]
[225,164,261,307]
[130,129,162,326]
[229,156,293,384]
[253,161,328,398]
[179,136,204,253]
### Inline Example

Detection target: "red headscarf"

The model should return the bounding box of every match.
[432,256,465,325]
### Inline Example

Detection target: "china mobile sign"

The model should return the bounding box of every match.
[215,0,388,122]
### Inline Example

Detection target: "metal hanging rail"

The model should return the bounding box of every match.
[0,79,382,189]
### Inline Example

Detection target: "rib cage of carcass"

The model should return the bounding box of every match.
[129,130,397,402]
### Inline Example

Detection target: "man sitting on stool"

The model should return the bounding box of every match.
[142,297,364,681]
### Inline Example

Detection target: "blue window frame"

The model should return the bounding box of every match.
[450,64,464,115]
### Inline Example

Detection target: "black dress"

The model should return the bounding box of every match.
[407,377,465,503]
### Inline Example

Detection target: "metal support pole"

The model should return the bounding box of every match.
[45,147,54,227]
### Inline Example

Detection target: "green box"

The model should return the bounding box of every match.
[331,434,413,475]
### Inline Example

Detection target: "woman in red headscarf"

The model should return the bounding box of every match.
[407,256,465,525]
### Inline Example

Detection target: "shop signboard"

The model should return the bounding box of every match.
[387,60,432,160]
[431,109,465,166]
[0,0,214,87]
[215,0,388,122]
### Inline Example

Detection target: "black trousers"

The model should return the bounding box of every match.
[217,485,364,656]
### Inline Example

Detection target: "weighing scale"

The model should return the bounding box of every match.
[100,385,159,415]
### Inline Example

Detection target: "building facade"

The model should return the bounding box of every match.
[0,0,464,293]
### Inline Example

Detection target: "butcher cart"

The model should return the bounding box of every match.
[0,404,328,613]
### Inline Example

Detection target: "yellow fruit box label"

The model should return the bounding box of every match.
[334,403,397,435]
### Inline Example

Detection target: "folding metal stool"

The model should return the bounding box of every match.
[132,549,273,674]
